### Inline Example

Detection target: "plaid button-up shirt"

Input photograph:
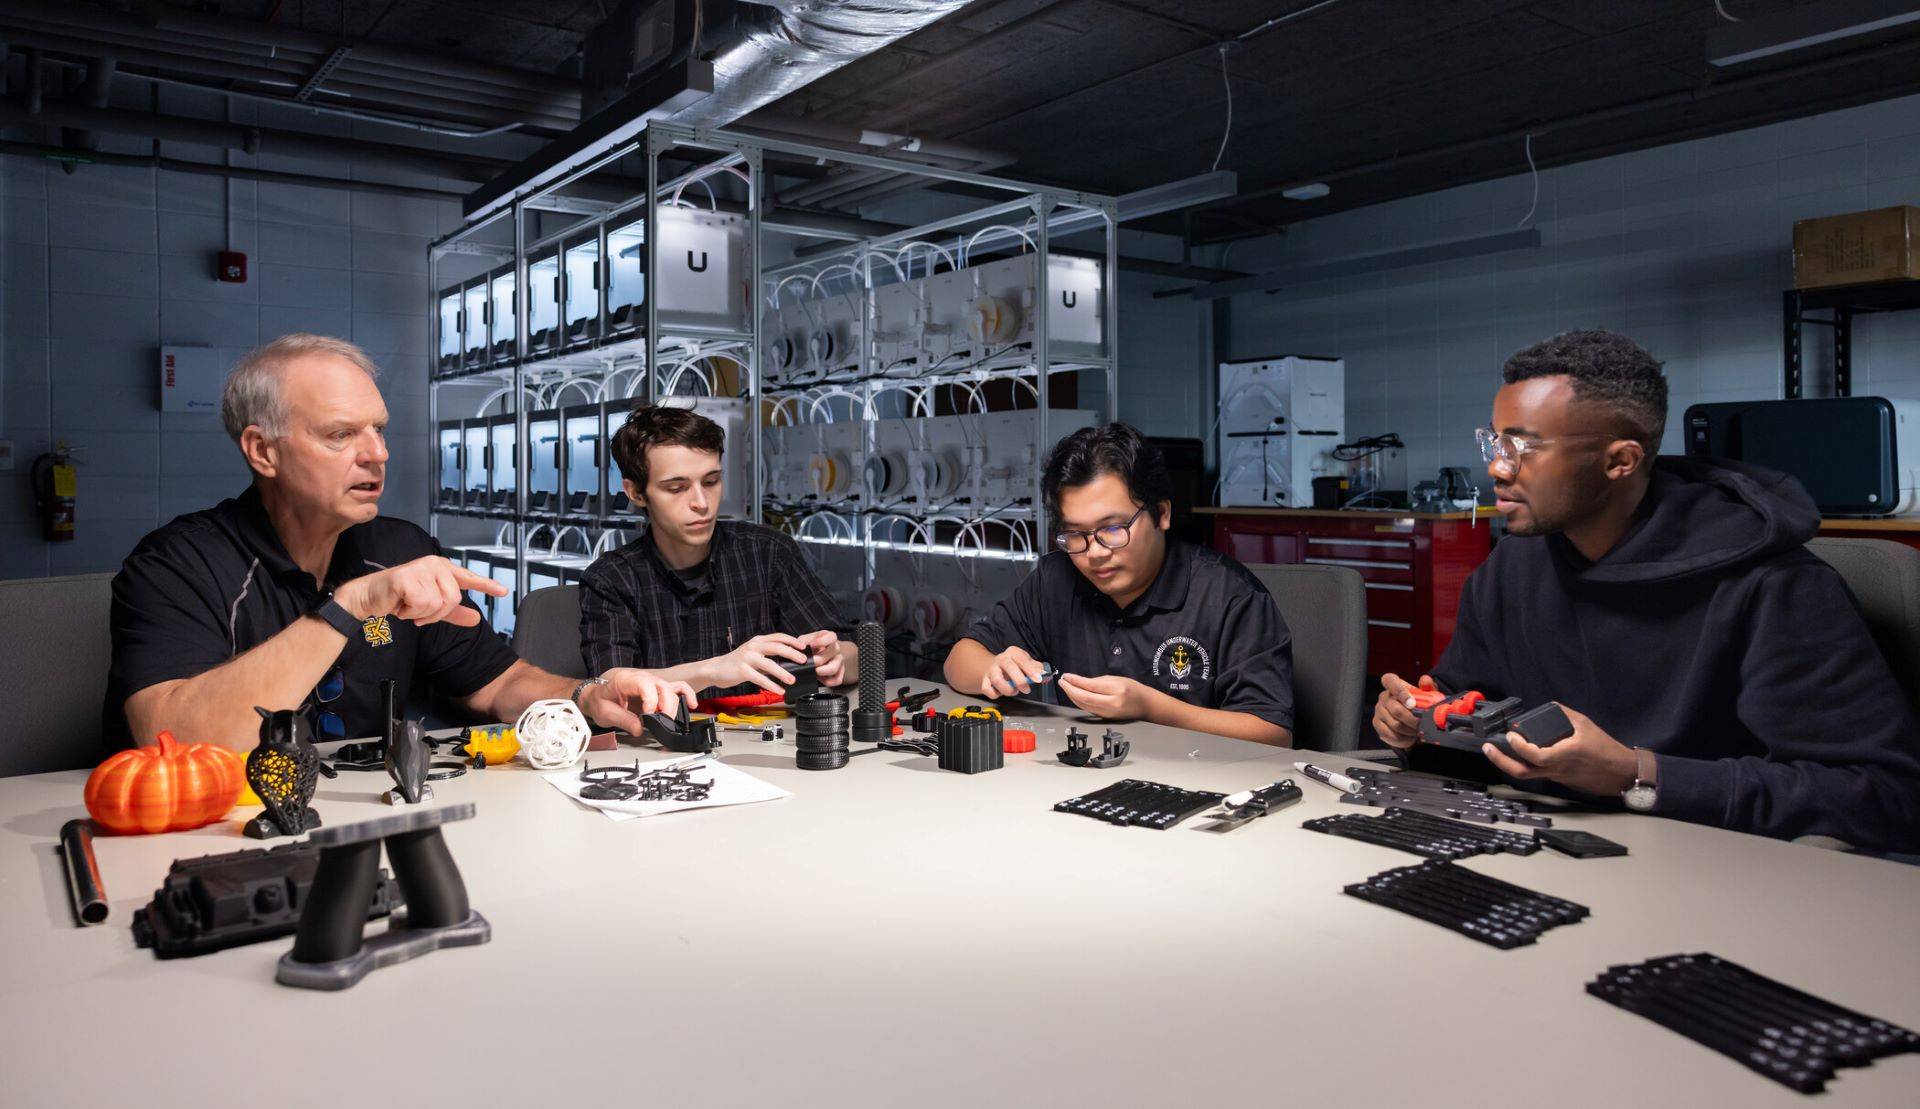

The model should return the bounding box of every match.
[579,521,847,696]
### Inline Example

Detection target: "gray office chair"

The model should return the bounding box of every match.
[513,584,589,680]
[1249,563,1368,751]
[0,573,116,777]
[1808,537,1920,722]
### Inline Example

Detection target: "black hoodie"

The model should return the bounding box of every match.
[1422,455,1920,851]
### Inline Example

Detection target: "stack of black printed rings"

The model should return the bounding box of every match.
[793,692,851,771]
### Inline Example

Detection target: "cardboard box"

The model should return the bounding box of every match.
[1793,206,1920,290]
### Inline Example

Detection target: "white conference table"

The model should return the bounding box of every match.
[2,687,1917,1108]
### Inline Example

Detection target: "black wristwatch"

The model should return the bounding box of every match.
[308,592,363,640]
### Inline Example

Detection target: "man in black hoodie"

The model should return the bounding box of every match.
[1372,330,1920,851]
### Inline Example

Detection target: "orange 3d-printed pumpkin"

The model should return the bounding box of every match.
[83,731,244,835]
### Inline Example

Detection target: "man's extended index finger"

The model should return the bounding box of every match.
[450,565,510,595]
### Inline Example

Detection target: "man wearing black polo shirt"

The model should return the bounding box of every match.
[108,333,693,750]
[579,405,854,698]
[945,423,1294,745]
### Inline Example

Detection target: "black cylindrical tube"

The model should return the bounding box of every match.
[59,819,108,926]
[852,621,890,742]
[385,827,470,929]
[289,838,381,964]
[380,677,398,748]
[855,621,885,712]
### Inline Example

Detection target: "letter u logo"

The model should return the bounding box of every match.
[1061,290,1077,308]
[687,251,709,273]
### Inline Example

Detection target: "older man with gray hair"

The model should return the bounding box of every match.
[107,333,692,750]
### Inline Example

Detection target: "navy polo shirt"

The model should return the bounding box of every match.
[962,538,1294,729]
[106,486,519,743]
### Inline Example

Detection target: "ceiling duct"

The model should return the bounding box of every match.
[466,0,973,219]
[667,0,973,129]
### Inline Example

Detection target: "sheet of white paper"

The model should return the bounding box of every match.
[543,754,791,821]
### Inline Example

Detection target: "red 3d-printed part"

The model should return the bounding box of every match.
[696,690,786,714]
[1432,691,1485,730]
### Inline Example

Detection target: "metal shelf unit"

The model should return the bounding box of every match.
[427,122,1120,638]
[1783,279,1920,398]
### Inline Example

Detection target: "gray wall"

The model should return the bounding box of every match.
[0,85,526,580]
[1211,91,1920,490]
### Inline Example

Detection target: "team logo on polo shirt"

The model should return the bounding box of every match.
[362,615,394,647]
[1151,636,1211,692]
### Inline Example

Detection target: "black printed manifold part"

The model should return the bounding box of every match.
[1344,860,1589,949]
[1340,766,1551,828]
[1053,779,1224,829]
[1583,952,1920,1094]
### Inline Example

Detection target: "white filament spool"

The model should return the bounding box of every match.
[864,584,907,631]
[912,593,961,641]
[516,698,593,769]
[967,295,1020,346]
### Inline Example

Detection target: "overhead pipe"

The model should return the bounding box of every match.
[0,138,468,200]
[59,55,115,160]
[0,21,574,132]
[0,0,578,109]
[0,101,513,183]
[0,4,579,129]
[25,46,44,114]
[39,60,529,139]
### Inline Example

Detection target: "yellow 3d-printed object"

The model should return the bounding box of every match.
[463,725,520,765]
[948,705,1002,721]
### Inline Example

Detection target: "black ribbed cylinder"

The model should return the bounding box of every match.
[852,621,890,742]
[855,621,885,713]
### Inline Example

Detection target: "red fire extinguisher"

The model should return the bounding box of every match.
[30,441,79,543]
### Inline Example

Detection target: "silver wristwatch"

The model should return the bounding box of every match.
[1622,747,1658,813]
[570,676,609,710]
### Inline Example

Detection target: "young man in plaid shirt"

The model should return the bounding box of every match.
[579,405,856,697]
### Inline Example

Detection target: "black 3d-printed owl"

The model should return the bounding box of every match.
[244,707,323,839]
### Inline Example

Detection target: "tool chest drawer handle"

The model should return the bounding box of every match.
[1305,537,1413,549]
[1304,557,1413,571]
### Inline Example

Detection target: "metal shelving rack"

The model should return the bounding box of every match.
[427,122,1119,633]
[1783,279,1920,399]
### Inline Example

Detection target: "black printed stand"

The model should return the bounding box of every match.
[275,802,489,990]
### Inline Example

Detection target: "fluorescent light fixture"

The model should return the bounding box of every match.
[1183,228,1542,301]
[1708,0,1920,67]
[960,170,1239,257]
[1282,182,1330,200]
[1115,170,1239,221]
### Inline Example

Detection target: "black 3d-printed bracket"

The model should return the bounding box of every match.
[274,803,489,991]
